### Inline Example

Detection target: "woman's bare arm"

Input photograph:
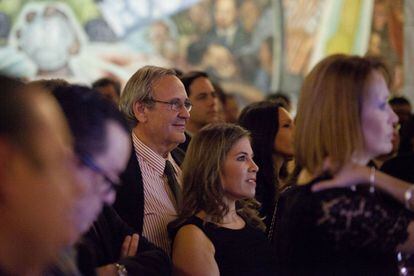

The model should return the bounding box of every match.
[172,225,219,276]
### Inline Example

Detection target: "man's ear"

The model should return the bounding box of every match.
[133,101,148,123]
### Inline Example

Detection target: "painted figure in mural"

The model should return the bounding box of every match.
[205,0,249,53]
[254,37,274,93]
[239,0,261,39]
[368,0,403,94]
[0,0,279,101]
[10,3,83,76]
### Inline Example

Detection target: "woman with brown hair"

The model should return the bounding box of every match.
[169,123,275,275]
[271,54,414,275]
[238,101,295,228]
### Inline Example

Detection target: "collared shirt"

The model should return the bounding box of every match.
[132,133,182,254]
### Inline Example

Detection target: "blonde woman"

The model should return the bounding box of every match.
[271,55,414,275]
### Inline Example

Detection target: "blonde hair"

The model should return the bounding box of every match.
[295,54,390,174]
[119,65,176,125]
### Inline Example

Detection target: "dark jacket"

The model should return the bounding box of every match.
[113,146,185,233]
[77,206,171,276]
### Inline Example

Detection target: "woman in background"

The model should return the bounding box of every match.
[238,101,294,227]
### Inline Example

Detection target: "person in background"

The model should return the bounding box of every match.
[171,68,184,77]
[389,96,412,126]
[178,71,220,152]
[381,115,414,184]
[223,93,240,123]
[92,77,122,105]
[239,101,295,228]
[211,82,241,124]
[0,76,79,275]
[266,92,293,113]
[396,115,414,156]
[169,123,275,275]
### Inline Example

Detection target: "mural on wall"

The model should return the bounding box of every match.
[0,0,404,103]
[309,0,375,70]
[175,0,282,102]
[0,0,280,104]
[0,0,200,84]
[367,0,404,94]
[279,0,326,98]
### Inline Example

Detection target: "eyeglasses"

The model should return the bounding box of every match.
[151,98,192,112]
[78,154,119,194]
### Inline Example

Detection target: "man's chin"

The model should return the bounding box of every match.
[173,133,186,144]
[76,218,95,237]
[178,134,186,144]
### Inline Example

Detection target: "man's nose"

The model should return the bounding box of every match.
[209,95,218,107]
[179,105,191,118]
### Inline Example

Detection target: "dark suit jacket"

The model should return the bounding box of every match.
[113,145,185,234]
[77,206,171,276]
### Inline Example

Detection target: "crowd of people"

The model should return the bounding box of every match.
[2,53,414,276]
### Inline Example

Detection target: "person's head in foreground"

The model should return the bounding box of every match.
[0,76,79,275]
[52,85,131,235]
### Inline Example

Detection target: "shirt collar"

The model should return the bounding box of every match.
[132,132,173,176]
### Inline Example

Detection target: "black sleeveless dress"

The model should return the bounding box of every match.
[170,216,276,275]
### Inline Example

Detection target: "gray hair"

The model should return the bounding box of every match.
[119,65,176,125]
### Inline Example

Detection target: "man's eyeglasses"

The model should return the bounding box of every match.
[151,98,192,112]
[78,154,119,193]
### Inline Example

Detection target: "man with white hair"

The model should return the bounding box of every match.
[116,66,190,254]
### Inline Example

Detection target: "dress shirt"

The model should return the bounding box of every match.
[132,133,182,254]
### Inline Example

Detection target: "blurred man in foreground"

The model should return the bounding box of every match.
[0,76,79,275]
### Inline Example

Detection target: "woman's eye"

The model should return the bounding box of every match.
[237,156,246,161]
[379,102,387,110]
